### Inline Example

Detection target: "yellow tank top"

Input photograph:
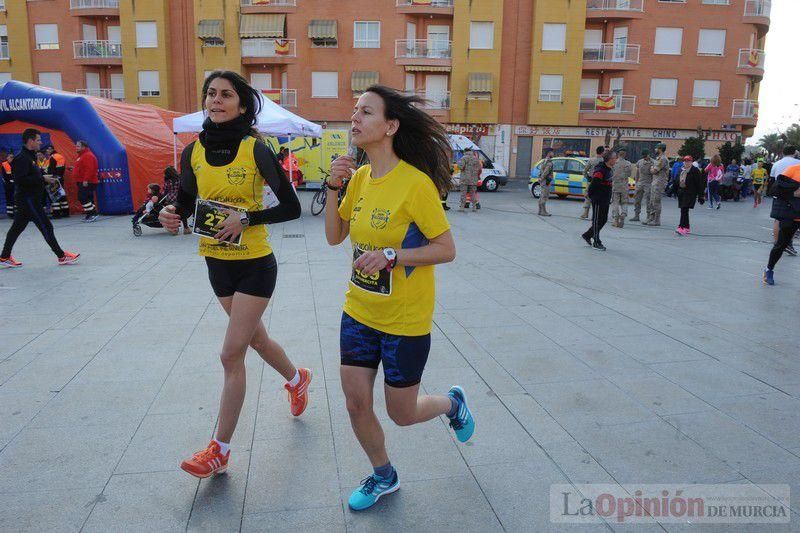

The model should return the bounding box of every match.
[191,136,272,260]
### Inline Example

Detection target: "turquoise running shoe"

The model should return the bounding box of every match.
[348,470,400,511]
[448,385,475,443]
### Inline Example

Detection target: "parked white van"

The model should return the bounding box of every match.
[449,134,508,192]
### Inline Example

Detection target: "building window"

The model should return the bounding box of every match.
[38,72,62,90]
[692,80,720,107]
[542,23,567,52]
[702,0,729,4]
[353,21,380,48]
[0,25,8,60]
[697,29,726,56]
[469,22,494,50]
[138,71,160,97]
[539,75,563,102]
[136,21,158,48]
[251,73,272,91]
[649,78,678,105]
[312,71,338,98]
[34,24,59,50]
[658,0,687,3]
[0,73,11,84]
[654,27,683,55]
[309,20,337,48]
[197,20,224,48]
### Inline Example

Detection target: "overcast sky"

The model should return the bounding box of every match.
[749,0,799,144]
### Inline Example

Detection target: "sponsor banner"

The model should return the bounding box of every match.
[514,125,741,142]
[445,123,497,137]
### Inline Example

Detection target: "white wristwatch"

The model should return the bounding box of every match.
[383,248,397,271]
[240,212,250,227]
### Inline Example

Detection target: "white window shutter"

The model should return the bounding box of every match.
[469,22,494,49]
[654,27,683,55]
[312,72,338,98]
[697,29,725,56]
[650,78,678,104]
[542,24,566,51]
[136,22,158,48]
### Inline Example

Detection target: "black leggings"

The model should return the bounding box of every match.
[583,201,609,244]
[679,207,690,228]
[768,221,800,270]
[2,194,64,258]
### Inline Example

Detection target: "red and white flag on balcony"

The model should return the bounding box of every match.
[274,39,290,55]
[411,0,433,5]
[747,49,761,67]
[753,102,759,120]
[595,95,616,111]
[261,89,281,103]
[253,0,270,5]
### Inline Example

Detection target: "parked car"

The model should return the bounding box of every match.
[450,134,509,192]
[528,156,635,199]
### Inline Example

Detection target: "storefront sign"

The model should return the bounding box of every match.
[514,125,740,142]
[446,123,496,137]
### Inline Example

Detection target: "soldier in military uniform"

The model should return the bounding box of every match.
[459,147,480,212]
[610,148,632,228]
[630,150,652,222]
[538,149,554,217]
[644,143,669,226]
[581,145,607,219]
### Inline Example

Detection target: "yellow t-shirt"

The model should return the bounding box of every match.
[192,136,272,260]
[752,167,767,185]
[338,160,450,336]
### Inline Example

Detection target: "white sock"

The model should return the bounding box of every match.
[214,439,230,455]
[288,369,301,387]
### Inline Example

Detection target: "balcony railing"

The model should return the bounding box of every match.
[241,0,296,5]
[406,90,450,110]
[586,0,644,12]
[396,0,454,7]
[395,39,452,60]
[0,42,8,60]
[70,0,119,8]
[261,88,296,108]
[73,40,122,59]
[241,38,296,58]
[737,48,765,70]
[583,43,640,64]
[732,99,758,119]
[580,94,636,114]
[744,0,771,18]
[76,88,124,101]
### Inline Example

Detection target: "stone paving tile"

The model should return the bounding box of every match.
[1,188,799,531]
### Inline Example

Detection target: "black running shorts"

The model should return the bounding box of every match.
[205,254,278,299]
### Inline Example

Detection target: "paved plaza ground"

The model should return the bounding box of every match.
[1,182,799,532]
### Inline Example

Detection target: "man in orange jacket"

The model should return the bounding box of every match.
[1,152,14,218]
[44,145,69,218]
[72,140,99,222]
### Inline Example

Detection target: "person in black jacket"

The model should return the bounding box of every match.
[763,163,800,285]
[581,150,617,251]
[675,156,705,235]
[0,129,79,268]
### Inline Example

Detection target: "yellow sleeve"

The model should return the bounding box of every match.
[413,178,451,240]
[337,167,365,222]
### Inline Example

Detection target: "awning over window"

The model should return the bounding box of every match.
[239,14,285,38]
[468,72,492,93]
[197,20,224,40]
[351,71,379,92]
[308,20,337,40]
[404,65,451,72]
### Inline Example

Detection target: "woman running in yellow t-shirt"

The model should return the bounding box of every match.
[325,85,475,511]
[752,160,767,208]
[159,71,310,479]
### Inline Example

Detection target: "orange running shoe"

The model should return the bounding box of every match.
[180,440,229,478]
[57,251,80,266]
[0,256,22,268]
[285,368,312,417]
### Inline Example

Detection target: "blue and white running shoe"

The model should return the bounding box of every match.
[348,470,400,511]
[447,385,475,443]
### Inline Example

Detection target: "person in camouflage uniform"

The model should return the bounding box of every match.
[459,147,480,212]
[538,149,554,217]
[644,143,669,226]
[610,148,632,228]
[581,145,607,219]
[630,150,652,222]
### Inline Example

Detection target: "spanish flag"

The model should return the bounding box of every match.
[253,0,270,5]
[275,39,290,55]
[747,49,760,68]
[261,89,281,103]
[411,0,432,5]
[595,95,616,111]
[753,102,759,121]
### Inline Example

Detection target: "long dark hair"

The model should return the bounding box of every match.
[364,85,452,196]
[201,70,263,139]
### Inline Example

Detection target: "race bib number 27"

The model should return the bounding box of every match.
[351,247,392,296]
[193,199,245,246]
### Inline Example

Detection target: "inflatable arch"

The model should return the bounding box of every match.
[0,81,183,215]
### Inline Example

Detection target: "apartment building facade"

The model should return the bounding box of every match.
[0,0,770,176]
